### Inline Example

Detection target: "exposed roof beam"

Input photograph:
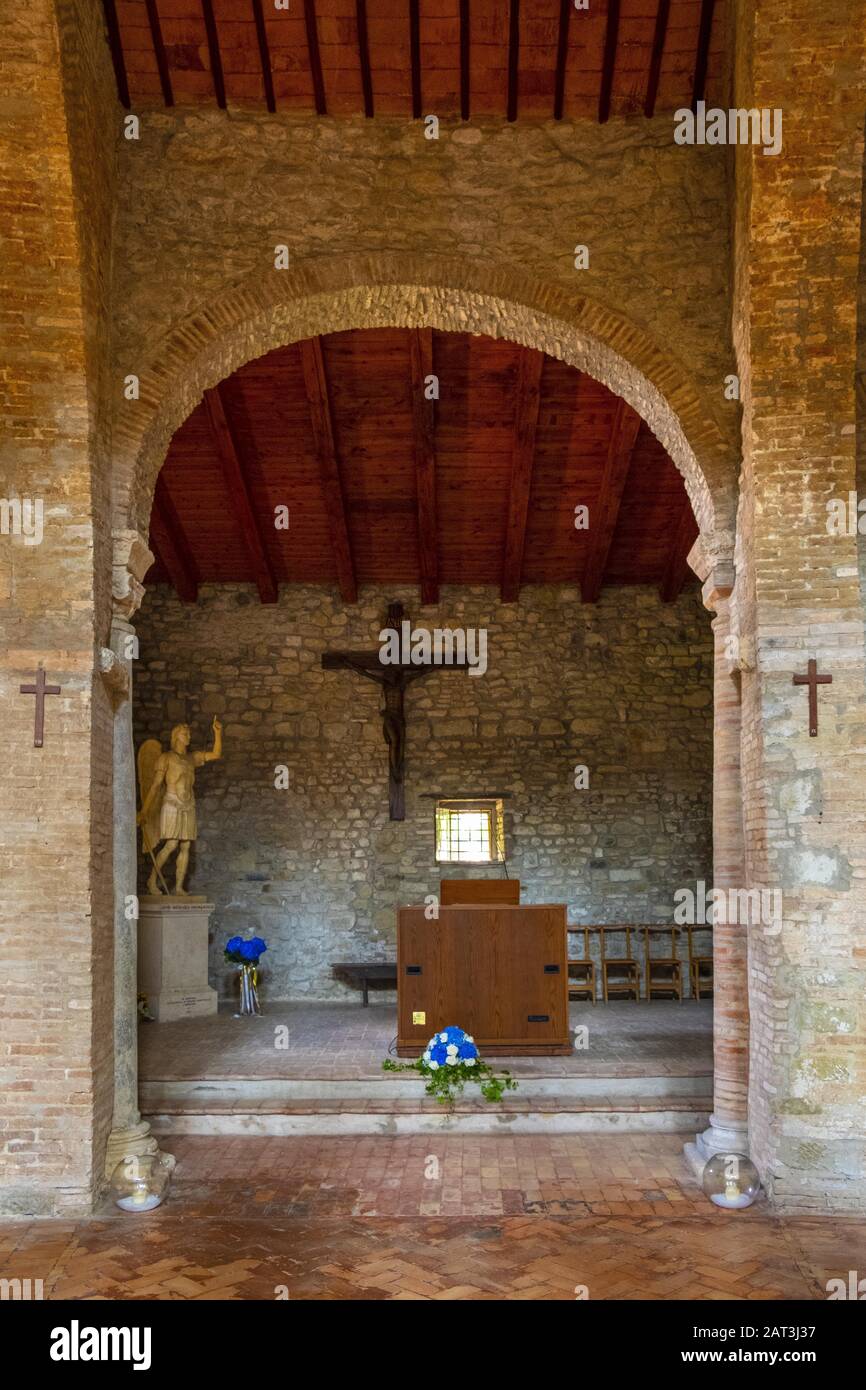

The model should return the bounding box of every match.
[101,0,131,108]
[299,338,358,604]
[204,385,278,604]
[459,0,471,121]
[553,0,571,120]
[581,399,641,602]
[501,348,544,603]
[691,0,716,111]
[145,0,174,106]
[252,0,276,113]
[598,0,620,123]
[660,494,697,602]
[409,329,438,605]
[151,475,198,603]
[356,0,374,116]
[644,0,671,117]
[409,0,422,118]
[304,0,327,115]
[201,0,227,109]
[507,0,520,122]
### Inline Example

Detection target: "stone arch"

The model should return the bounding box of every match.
[112,252,736,566]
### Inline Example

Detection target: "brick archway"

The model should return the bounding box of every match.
[111,253,736,564]
[108,255,747,1187]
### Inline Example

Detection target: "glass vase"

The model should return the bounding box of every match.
[235,962,261,1017]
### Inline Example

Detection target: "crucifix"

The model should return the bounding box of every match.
[321,601,469,820]
[792,658,832,737]
[19,668,61,748]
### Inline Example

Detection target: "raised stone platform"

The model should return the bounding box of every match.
[139,1000,712,1137]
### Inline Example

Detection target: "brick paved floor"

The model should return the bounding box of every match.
[3,1133,864,1300]
[139,1000,713,1079]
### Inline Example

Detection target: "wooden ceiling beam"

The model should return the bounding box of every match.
[299,338,358,604]
[409,0,422,118]
[553,0,571,120]
[204,385,278,604]
[459,0,471,121]
[201,0,227,109]
[101,0,131,108]
[409,329,438,605]
[644,0,671,117]
[145,0,174,106]
[691,0,716,111]
[507,0,520,122]
[598,0,621,123]
[581,399,641,602]
[356,0,374,117]
[660,494,697,602]
[304,0,327,115]
[501,348,544,603]
[252,0,276,113]
[151,475,198,603]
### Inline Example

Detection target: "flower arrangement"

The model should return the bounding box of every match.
[225,935,267,1016]
[224,935,267,965]
[383,1025,517,1106]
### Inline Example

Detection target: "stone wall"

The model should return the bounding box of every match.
[133,583,713,1002]
[109,110,739,541]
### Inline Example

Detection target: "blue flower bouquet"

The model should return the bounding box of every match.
[383,1025,517,1106]
[224,935,267,1016]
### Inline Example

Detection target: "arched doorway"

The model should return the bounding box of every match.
[106,274,745,1183]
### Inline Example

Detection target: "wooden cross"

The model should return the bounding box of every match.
[19,668,61,748]
[321,601,469,820]
[792,658,832,737]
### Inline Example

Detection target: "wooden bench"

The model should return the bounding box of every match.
[331,961,397,1006]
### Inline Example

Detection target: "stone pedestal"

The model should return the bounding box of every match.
[138,899,218,1021]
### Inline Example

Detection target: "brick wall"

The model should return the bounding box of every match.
[0,1,117,1215]
[733,0,866,1211]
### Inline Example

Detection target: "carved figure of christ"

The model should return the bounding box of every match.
[321,603,470,820]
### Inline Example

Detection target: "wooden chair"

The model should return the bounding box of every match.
[566,927,595,1003]
[642,926,682,1001]
[687,926,714,999]
[600,927,640,1001]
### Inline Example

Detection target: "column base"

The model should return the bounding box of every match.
[684,1114,749,1180]
[104,1119,175,1180]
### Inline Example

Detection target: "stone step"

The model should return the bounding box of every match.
[142,1079,711,1136]
[140,1072,710,1106]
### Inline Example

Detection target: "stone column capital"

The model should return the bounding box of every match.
[112,529,153,623]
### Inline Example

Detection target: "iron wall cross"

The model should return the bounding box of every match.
[19,668,61,747]
[792,658,832,737]
[321,601,470,820]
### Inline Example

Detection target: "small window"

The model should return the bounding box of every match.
[435,799,505,864]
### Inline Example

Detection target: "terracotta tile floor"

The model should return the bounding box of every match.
[140,1000,713,1079]
[4,1134,865,1300]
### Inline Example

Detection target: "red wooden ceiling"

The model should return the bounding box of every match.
[146,327,698,603]
[104,0,727,120]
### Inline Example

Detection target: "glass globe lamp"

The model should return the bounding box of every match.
[109,1153,173,1212]
[702,1151,761,1209]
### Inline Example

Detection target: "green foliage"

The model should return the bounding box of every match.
[382,1056,517,1107]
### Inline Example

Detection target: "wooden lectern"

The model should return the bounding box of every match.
[439,878,520,906]
[397,899,569,1056]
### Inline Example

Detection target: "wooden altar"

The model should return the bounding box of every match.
[396,901,570,1056]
